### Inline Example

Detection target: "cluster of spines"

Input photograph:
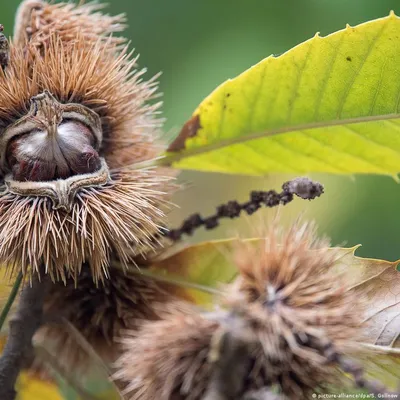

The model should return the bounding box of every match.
[115,221,393,400]
[1,0,163,168]
[0,0,176,282]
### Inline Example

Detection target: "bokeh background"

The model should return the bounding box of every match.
[2,0,400,260]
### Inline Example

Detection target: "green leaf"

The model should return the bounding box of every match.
[33,331,121,400]
[165,12,400,177]
[130,240,239,305]
[358,344,400,390]
[0,269,22,332]
[16,372,64,400]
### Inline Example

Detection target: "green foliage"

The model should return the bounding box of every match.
[165,13,400,177]
[148,240,239,304]
[15,372,63,400]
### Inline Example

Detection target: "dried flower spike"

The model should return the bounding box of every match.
[166,177,324,241]
[0,0,174,281]
[115,222,374,400]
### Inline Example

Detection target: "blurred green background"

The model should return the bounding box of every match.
[2,0,400,260]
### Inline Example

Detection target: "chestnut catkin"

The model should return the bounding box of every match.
[115,222,367,400]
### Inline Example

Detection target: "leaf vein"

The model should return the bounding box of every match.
[337,20,389,118]
[344,124,400,159]
[313,33,346,120]
[286,40,315,123]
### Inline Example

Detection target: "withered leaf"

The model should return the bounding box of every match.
[335,247,400,348]
[335,247,400,390]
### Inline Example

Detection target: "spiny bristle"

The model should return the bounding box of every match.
[115,309,219,400]
[227,221,364,351]
[33,266,184,372]
[14,0,126,49]
[223,222,365,397]
[0,168,175,282]
[0,35,162,167]
[0,1,176,281]
[115,222,367,400]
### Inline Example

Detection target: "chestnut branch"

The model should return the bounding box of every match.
[0,268,47,400]
[203,329,252,400]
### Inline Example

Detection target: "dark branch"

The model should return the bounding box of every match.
[202,316,283,400]
[165,177,324,241]
[203,329,252,400]
[0,269,47,400]
[0,24,9,71]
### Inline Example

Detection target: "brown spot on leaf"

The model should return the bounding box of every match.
[346,56,352,61]
[167,114,201,152]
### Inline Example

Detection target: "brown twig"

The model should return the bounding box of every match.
[165,177,324,242]
[0,269,47,400]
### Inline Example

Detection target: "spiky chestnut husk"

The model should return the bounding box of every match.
[13,0,126,50]
[227,222,364,353]
[33,265,187,372]
[115,307,219,400]
[115,222,367,400]
[0,169,173,281]
[0,1,174,280]
[0,32,161,165]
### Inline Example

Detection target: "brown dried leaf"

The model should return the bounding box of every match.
[335,247,400,390]
[335,247,400,347]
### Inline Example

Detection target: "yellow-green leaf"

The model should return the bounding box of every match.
[0,268,20,330]
[149,240,238,304]
[34,335,122,400]
[16,372,63,400]
[358,344,400,390]
[114,240,239,305]
[165,13,400,177]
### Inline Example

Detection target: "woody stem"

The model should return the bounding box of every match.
[0,267,47,400]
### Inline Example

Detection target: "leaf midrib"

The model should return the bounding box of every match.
[162,113,400,165]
